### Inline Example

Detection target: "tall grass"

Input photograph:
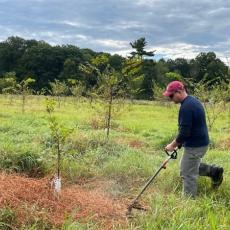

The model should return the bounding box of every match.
[0,95,229,229]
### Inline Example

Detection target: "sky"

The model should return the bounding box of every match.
[0,0,230,64]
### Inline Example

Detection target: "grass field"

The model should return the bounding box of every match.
[0,94,229,229]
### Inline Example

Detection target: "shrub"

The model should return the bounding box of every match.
[0,151,46,177]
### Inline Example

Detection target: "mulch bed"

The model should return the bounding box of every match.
[0,172,127,228]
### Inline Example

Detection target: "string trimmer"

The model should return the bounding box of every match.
[127,149,178,217]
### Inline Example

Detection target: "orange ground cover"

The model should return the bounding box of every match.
[0,172,127,228]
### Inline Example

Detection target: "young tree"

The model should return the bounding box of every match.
[130,37,155,59]
[0,72,16,91]
[1,72,17,104]
[46,99,74,197]
[17,78,36,113]
[3,77,36,112]
[2,74,35,111]
[80,55,143,139]
[68,79,86,104]
[152,82,164,101]
[49,79,68,108]
[193,80,228,130]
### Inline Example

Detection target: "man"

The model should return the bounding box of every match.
[163,80,224,197]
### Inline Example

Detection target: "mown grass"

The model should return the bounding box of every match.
[0,95,229,229]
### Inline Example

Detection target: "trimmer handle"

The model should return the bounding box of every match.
[165,149,177,159]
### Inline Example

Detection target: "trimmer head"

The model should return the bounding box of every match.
[126,149,178,218]
[126,201,148,217]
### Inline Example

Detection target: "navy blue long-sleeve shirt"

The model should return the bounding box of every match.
[176,95,209,147]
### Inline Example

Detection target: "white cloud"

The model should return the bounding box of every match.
[152,43,209,59]
[110,49,132,58]
[135,0,160,6]
[75,34,88,41]
[60,21,83,28]
[94,39,129,49]
[112,42,210,59]
[104,20,146,31]
[59,20,93,29]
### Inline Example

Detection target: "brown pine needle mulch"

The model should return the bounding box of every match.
[0,172,127,228]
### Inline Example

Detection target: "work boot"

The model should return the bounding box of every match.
[210,166,224,189]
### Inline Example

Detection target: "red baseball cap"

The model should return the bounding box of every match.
[163,81,184,97]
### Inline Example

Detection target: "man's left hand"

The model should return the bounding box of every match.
[165,139,178,152]
[165,143,175,152]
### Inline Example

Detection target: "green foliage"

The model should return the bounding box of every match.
[122,57,144,98]
[140,59,157,99]
[167,58,190,78]
[193,52,229,84]
[0,207,16,229]
[61,218,98,230]
[49,79,68,96]
[130,37,155,59]
[45,98,74,178]
[59,57,83,82]
[152,82,164,100]
[165,71,183,83]
[68,79,85,100]
[0,206,52,229]
[49,79,68,107]
[0,36,229,100]
[1,75,36,111]
[16,152,45,177]
[129,38,155,98]
[193,80,229,130]
[0,72,17,93]
[81,54,143,138]
[0,151,45,177]
[14,77,36,112]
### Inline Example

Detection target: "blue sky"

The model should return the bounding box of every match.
[0,0,229,63]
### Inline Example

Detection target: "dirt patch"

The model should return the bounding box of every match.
[116,137,147,149]
[0,172,127,228]
[216,138,230,149]
[129,139,145,148]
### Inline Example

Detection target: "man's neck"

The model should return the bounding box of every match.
[180,93,188,103]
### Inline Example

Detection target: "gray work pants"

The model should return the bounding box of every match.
[180,146,211,197]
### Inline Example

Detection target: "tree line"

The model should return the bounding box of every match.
[0,36,229,99]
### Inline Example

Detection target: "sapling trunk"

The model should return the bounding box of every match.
[57,137,61,178]
[57,96,61,108]
[106,89,113,139]
[22,94,26,113]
